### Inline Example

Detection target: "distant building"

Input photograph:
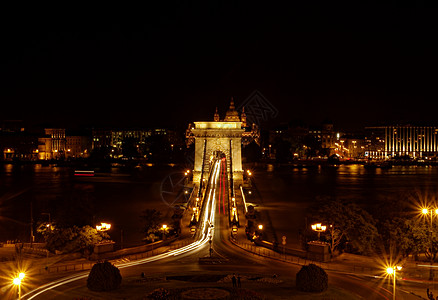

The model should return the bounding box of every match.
[92,128,179,159]
[38,128,91,160]
[92,129,112,150]
[320,122,339,156]
[66,135,91,158]
[366,125,438,159]
[1,132,38,161]
[38,128,66,160]
[338,135,366,159]
[0,121,38,161]
[38,136,52,160]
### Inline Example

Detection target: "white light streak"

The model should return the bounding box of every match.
[24,159,223,300]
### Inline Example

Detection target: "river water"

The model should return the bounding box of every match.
[0,164,180,247]
[1,163,437,249]
[252,164,438,247]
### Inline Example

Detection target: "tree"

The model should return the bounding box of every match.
[140,209,162,240]
[325,224,344,256]
[315,198,379,255]
[402,218,438,262]
[45,225,109,254]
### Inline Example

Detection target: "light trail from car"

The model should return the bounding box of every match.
[24,160,222,300]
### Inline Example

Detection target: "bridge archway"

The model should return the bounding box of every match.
[191,121,244,187]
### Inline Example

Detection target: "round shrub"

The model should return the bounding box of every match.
[87,261,122,291]
[296,263,328,292]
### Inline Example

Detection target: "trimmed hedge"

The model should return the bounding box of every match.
[296,264,328,292]
[87,261,122,291]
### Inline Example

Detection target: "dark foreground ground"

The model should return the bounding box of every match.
[64,271,358,300]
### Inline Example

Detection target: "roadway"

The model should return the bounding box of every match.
[22,159,415,299]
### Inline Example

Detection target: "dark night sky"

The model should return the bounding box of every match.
[1,2,436,131]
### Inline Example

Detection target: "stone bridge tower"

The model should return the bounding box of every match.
[190,98,245,187]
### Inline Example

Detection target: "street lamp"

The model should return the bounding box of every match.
[386,265,402,300]
[421,207,438,280]
[311,223,327,241]
[162,224,168,240]
[13,272,25,299]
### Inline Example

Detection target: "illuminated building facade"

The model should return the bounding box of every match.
[38,128,66,160]
[366,126,438,159]
[38,129,91,160]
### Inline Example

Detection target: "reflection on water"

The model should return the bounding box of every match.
[0,164,179,246]
[254,164,438,247]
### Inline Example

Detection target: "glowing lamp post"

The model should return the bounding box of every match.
[13,272,25,299]
[246,170,252,186]
[162,224,168,240]
[421,207,438,280]
[311,223,327,241]
[386,266,402,300]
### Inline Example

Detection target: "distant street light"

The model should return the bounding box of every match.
[311,223,327,241]
[386,265,402,300]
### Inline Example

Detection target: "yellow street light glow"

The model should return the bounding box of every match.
[258,224,263,230]
[422,208,429,214]
[162,224,167,230]
[19,273,25,280]
[13,277,21,285]
[385,265,402,300]
[311,223,327,232]
[96,222,111,231]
